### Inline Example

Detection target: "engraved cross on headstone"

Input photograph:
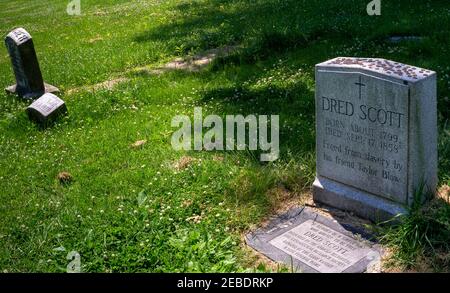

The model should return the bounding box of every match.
[4,28,58,99]
[355,75,366,100]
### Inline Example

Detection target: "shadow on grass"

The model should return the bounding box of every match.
[133,0,362,57]
[130,0,450,238]
[133,0,450,117]
[197,82,315,160]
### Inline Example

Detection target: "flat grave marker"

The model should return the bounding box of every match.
[246,207,381,273]
[27,93,67,126]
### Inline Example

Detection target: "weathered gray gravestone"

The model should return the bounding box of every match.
[27,93,67,125]
[4,28,59,99]
[313,57,437,222]
[246,207,382,273]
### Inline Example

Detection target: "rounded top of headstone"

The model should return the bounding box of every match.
[317,57,435,82]
[5,28,32,46]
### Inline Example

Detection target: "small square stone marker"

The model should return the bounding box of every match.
[246,207,381,273]
[27,93,67,125]
[4,27,59,99]
[313,57,437,222]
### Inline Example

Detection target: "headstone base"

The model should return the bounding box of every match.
[5,83,59,99]
[313,176,407,223]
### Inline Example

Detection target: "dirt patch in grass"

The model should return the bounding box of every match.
[239,234,289,272]
[185,215,203,224]
[67,77,129,94]
[382,252,433,273]
[132,46,239,75]
[130,139,147,149]
[87,36,104,44]
[265,186,311,213]
[172,156,196,171]
[67,46,238,94]
[57,171,73,184]
[438,184,450,203]
[263,186,373,232]
[212,155,224,162]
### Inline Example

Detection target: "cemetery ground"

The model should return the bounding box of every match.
[0,0,449,273]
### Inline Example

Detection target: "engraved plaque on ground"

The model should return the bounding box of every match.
[269,220,372,273]
[245,207,381,273]
[26,93,67,125]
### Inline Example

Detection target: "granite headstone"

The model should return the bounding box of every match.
[4,28,58,99]
[313,57,437,222]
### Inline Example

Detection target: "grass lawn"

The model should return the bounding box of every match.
[0,0,449,272]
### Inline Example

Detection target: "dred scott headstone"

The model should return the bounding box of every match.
[4,28,58,99]
[313,57,437,221]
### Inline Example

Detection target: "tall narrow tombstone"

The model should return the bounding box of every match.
[313,57,437,222]
[4,28,58,99]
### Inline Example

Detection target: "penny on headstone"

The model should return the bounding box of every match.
[4,27,59,99]
[26,93,67,125]
[246,207,382,273]
[313,57,437,222]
